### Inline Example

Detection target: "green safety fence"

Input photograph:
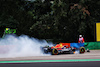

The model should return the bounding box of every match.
[84,42,100,50]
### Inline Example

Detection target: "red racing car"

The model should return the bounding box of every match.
[42,43,85,55]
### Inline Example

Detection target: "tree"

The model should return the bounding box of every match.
[29,0,52,38]
[0,0,99,42]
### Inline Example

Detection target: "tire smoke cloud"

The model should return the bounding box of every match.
[0,35,53,58]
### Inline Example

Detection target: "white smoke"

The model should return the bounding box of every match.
[0,35,53,58]
[74,50,80,54]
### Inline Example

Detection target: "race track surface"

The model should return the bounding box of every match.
[0,62,100,67]
[0,50,100,67]
[0,50,100,61]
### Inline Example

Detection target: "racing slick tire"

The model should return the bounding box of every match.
[80,47,85,54]
[52,49,58,55]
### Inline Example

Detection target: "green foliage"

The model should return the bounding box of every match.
[0,0,100,42]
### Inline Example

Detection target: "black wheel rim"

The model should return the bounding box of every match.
[54,49,58,53]
[81,48,85,53]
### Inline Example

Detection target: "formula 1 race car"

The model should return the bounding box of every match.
[41,43,86,55]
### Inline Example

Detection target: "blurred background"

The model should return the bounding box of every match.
[0,0,100,43]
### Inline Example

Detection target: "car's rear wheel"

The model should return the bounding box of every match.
[80,47,85,53]
[52,49,58,55]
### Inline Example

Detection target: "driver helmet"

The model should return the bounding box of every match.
[79,35,82,37]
